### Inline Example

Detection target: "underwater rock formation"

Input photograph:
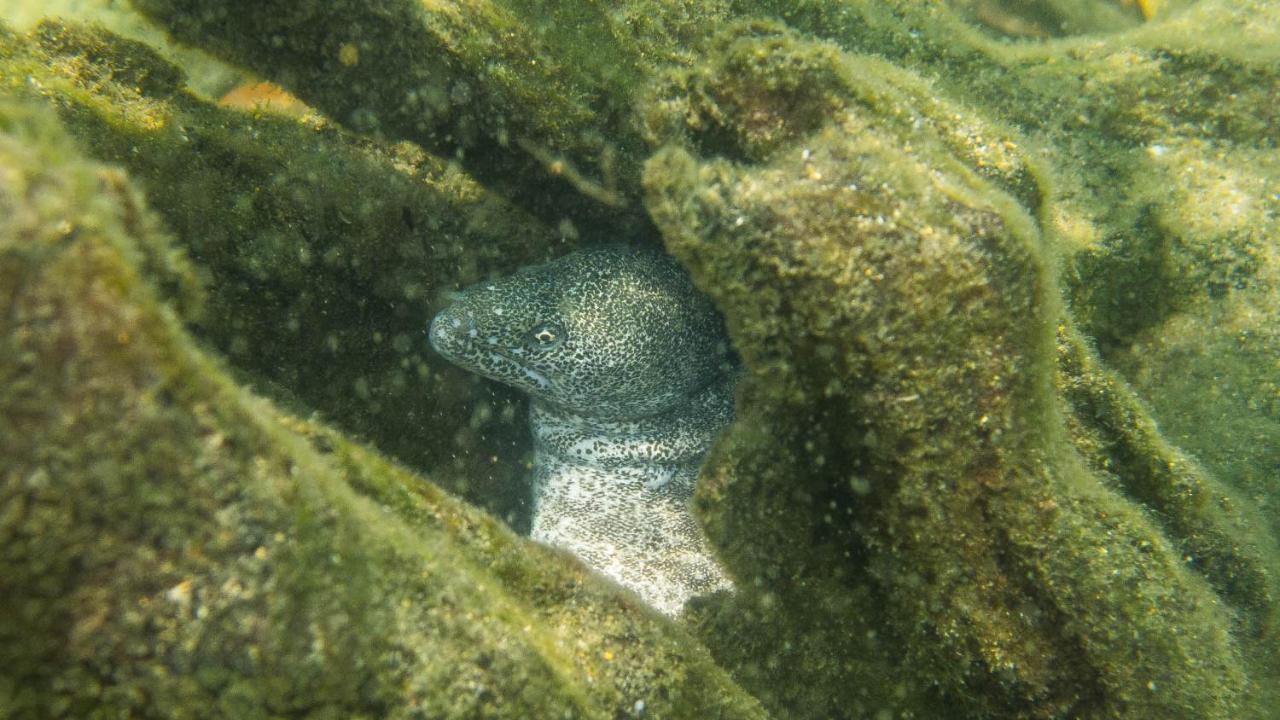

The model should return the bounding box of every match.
[0,95,767,719]
[1,0,1278,718]
[128,0,725,238]
[641,21,1278,719]
[0,20,567,526]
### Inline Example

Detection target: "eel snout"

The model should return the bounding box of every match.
[427,308,475,359]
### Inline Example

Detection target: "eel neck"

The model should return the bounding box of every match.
[529,372,738,469]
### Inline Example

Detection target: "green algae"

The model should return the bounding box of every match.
[1104,273,1280,541]
[126,0,729,238]
[0,19,574,526]
[0,0,1278,718]
[731,0,1280,352]
[1079,139,1280,526]
[947,0,1145,37]
[641,20,1277,719]
[0,93,767,719]
[0,0,243,97]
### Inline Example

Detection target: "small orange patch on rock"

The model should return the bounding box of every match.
[218,81,310,117]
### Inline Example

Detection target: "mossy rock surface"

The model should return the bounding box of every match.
[0,95,766,720]
[0,19,576,527]
[2,0,1279,718]
[642,21,1278,720]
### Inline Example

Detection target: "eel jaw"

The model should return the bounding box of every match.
[428,312,553,393]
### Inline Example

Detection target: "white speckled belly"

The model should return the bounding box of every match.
[528,375,736,616]
[531,462,731,616]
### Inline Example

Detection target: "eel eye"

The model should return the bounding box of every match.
[529,323,564,349]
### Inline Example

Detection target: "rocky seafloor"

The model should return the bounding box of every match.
[1,1,1278,718]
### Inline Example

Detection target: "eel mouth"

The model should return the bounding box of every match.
[426,311,469,357]
[428,311,553,392]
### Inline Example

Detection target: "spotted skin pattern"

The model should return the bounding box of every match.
[428,245,735,616]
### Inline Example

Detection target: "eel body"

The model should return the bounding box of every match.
[428,244,735,616]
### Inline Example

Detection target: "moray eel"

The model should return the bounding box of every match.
[428,244,736,616]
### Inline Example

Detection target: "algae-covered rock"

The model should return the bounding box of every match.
[1,20,572,526]
[1070,140,1280,540]
[947,0,1145,37]
[737,0,1280,356]
[0,0,243,97]
[1106,292,1280,539]
[0,95,767,718]
[642,21,1276,719]
[127,0,734,237]
[3,0,1279,718]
